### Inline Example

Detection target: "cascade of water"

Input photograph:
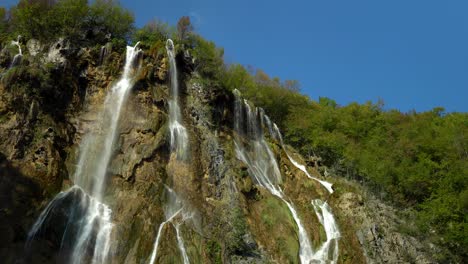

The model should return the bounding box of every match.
[248,92,340,262]
[233,90,314,263]
[149,186,190,264]
[175,223,190,264]
[166,39,189,160]
[148,209,182,264]
[311,199,340,263]
[271,122,334,194]
[10,35,23,67]
[26,43,141,263]
[148,39,191,264]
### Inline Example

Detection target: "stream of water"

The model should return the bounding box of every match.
[233,89,341,263]
[148,39,191,264]
[26,43,141,264]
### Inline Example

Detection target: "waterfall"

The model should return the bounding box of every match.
[233,90,342,263]
[166,39,189,160]
[175,223,191,264]
[271,120,334,194]
[26,43,141,264]
[233,91,314,263]
[10,35,23,67]
[311,199,340,263]
[149,41,191,262]
[149,186,190,264]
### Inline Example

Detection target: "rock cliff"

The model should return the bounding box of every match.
[0,38,436,263]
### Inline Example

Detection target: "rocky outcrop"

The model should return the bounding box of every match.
[333,191,437,263]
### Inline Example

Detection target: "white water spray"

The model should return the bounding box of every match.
[271,122,334,194]
[311,199,340,263]
[148,208,182,264]
[148,39,191,264]
[26,43,141,263]
[149,186,190,264]
[175,223,190,264]
[166,39,189,160]
[10,35,22,67]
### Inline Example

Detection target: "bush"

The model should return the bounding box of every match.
[132,19,174,46]
[7,0,134,45]
[87,0,135,43]
[187,34,224,86]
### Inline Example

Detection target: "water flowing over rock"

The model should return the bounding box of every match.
[149,186,191,264]
[25,43,141,263]
[166,39,189,160]
[233,91,316,263]
[271,122,334,194]
[311,199,340,263]
[148,39,192,264]
[10,35,23,68]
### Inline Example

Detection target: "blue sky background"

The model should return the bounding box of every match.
[3,0,467,112]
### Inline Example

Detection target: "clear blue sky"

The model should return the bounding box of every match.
[4,0,467,112]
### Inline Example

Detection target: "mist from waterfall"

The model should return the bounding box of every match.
[25,43,141,264]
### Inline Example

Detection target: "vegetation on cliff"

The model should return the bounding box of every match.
[0,0,466,262]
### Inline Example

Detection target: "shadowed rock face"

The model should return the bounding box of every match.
[0,38,437,264]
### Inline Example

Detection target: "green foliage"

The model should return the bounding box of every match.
[133,19,174,46]
[87,0,135,43]
[219,59,466,260]
[206,240,222,264]
[6,0,134,44]
[187,35,224,85]
[177,16,193,40]
[0,7,8,43]
[226,207,248,254]
[283,98,467,260]
[222,63,309,124]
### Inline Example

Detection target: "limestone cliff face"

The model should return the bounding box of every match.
[0,39,436,263]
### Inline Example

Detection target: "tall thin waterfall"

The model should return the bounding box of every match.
[26,43,141,264]
[148,39,190,264]
[233,90,314,263]
[166,39,189,160]
[10,35,22,67]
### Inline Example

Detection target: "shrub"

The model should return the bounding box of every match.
[7,0,134,45]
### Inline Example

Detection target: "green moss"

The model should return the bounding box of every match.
[226,207,248,253]
[251,194,299,262]
[206,240,222,264]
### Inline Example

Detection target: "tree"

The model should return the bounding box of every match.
[283,79,300,92]
[0,7,8,43]
[177,16,193,40]
[88,0,135,44]
[9,0,55,40]
[133,19,174,45]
